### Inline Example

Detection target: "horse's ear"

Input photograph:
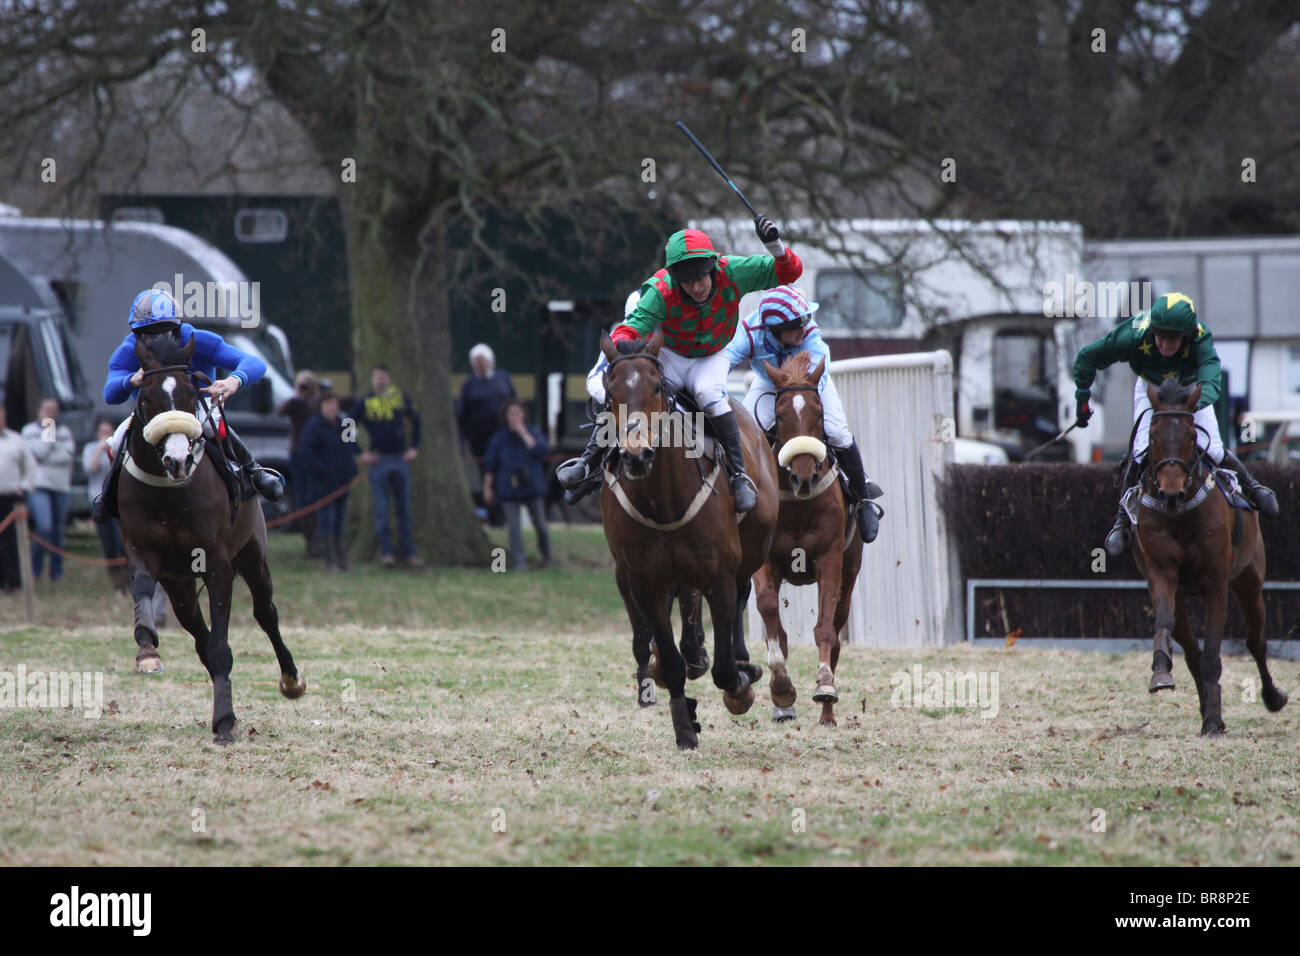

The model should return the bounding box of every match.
[181,336,196,365]
[134,336,152,368]
[763,360,783,385]
[1188,383,1201,409]
[600,331,617,362]
[810,356,827,384]
[1146,382,1160,408]
[646,327,664,356]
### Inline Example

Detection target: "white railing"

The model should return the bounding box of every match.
[746,351,962,647]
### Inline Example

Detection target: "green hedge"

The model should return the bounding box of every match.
[940,463,1300,641]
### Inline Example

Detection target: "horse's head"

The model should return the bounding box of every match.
[1145,379,1203,514]
[133,333,205,481]
[600,328,667,480]
[765,353,828,498]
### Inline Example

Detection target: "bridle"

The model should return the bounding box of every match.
[130,364,217,480]
[1146,409,1212,490]
[604,351,669,465]
[771,382,831,484]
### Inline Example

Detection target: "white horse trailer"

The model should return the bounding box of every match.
[694,218,1098,462]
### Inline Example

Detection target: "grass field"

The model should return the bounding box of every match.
[1,521,1298,866]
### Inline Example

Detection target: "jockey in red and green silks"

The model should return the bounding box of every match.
[557,217,802,512]
[1072,292,1278,556]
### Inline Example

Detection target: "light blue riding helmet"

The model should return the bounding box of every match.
[128,289,181,332]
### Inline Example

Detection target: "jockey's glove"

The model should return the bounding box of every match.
[1075,390,1092,428]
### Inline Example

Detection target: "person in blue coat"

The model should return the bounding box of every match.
[483,398,552,570]
[298,389,359,571]
[92,288,285,522]
[725,284,881,542]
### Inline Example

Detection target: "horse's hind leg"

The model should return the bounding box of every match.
[754,563,795,720]
[234,540,305,700]
[617,565,656,706]
[198,563,239,745]
[732,575,761,683]
[677,588,709,680]
[1233,561,1287,713]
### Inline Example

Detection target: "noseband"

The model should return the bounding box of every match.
[771,383,829,474]
[1147,409,1212,486]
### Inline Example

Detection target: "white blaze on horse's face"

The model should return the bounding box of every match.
[792,394,805,416]
[162,431,193,478]
[161,375,177,409]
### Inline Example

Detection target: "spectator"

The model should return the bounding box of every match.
[21,398,75,583]
[278,370,322,556]
[457,344,515,526]
[82,418,128,592]
[350,365,423,569]
[0,405,36,593]
[299,390,359,572]
[483,398,552,571]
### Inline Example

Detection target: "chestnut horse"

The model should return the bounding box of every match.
[118,334,306,745]
[599,329,778,749]
[1133,379,1287,736]
[753,353,863,726]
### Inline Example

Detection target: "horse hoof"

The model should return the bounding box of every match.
[736,661,763,685]
[770,674,796,709]
[771,705,796,722]
[819,715,837,728]
[1149,672,1175,693]
[1200,719,1226,737]
[812,684,839,703]
[279,673,307,699]
[1264,688,1288,713]
[685,654,710,681]
[723,684,755,715]
[135,653,164,674]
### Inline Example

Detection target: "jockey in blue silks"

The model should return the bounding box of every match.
[92,289,285,522]
[724,284,882,542]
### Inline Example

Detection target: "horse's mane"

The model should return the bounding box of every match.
[784,351,815,381]
[1154,378,1195,406]
[139,331,186,368]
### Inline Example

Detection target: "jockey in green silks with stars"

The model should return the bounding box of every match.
[1072,292,1278,557]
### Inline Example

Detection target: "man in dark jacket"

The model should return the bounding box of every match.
[350,365,422,568]
[483,399,552,570]
[299,390,359,571]
[278,370,321,555]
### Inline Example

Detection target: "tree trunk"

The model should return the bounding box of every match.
[342,194,492,567]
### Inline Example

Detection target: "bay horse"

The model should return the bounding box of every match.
[118,334,306,745]
[752,353,863,727]
[599,329,779,749]
[1133,379,1286,736]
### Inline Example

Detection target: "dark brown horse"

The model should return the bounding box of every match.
[599,329,779,749]
[1133,380,1287,736]
[753,353,864,727]
[118,334,306,745]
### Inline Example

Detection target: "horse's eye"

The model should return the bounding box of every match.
[653,384,661,395]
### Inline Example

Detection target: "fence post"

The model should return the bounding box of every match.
[13,502,35,624]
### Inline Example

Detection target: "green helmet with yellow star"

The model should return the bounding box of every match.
[1149,292,1197,336]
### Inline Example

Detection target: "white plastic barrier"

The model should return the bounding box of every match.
[746,351,962,647]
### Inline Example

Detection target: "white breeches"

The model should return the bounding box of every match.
[1131,376,1223,464]
[659,348,733,418]
[744,375,853,448]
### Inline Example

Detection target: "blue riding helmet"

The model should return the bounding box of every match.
[128,289,181,332]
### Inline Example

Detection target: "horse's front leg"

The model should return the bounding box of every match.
[1199,580,1230,736]
[754,562,794,720]
[203,561,238,745]
[810,551,844,726]
[1147,571,1178,693]
[617,565,656,706]
[631,576,694,748]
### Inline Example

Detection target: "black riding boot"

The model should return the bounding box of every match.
[1220,450,1279,515]
[1105,456,1143,557]
[224,427,285,501]
[833,441,882,543]
[558,423,606,505]
[92,444,126,524]
[710,411,758,513]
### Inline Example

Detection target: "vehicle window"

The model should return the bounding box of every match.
[814,268,904,332]
[39,317,74,403]
[235,208,288,243]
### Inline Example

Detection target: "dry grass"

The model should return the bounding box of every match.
[1,524,1297,865]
